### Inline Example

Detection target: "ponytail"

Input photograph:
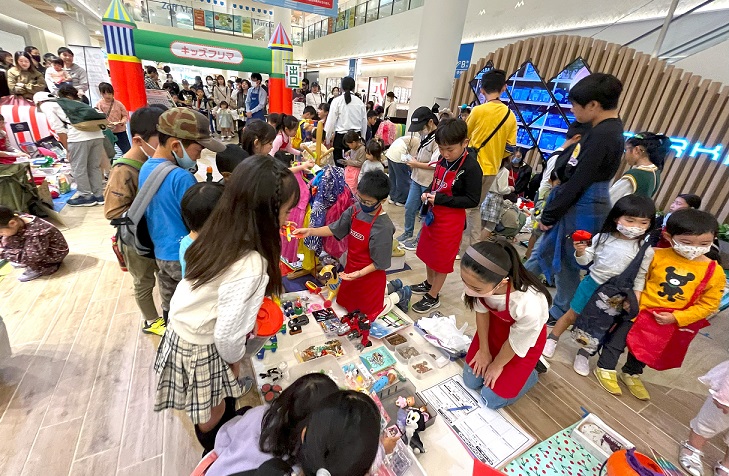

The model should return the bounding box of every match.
[341,76,355,105]
[626,132,672,171]
[461,239,552,311]
[273,113,299,132]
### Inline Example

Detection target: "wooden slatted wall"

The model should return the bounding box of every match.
[450,35,729,222]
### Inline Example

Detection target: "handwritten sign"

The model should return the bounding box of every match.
[170,41,243,65]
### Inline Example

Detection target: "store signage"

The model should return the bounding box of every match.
[253,0,337,18]
[348,58,358,79]
[455,43,474,79]
[170,41,243,65]
[624,132,725,163]
[285,63,302,88]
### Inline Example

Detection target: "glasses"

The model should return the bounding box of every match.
[356,194,379,207]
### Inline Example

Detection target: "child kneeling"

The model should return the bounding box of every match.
[0,206,68,282]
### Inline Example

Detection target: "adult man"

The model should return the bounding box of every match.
[57,47,89,101]
[245,73,267,121]
[465,69,517,246]
[24,46,44,74]
[144,65,161,90]
[138,108,225,323]
[300,77,310,97]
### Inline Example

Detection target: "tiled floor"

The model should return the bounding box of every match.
[1,154,728,474]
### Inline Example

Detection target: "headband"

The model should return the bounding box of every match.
[464,246,508,277]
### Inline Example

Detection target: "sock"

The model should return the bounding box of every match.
[576,348,591,358]
[547,332,560,342]
[194,397,238,454]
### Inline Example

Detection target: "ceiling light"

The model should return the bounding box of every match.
[515,0,524,7]
[315,63,320,67]
[95,30,101,34]
[55,6,65,12]
[377,57,384,62]
[329,62,335,67]
[409,53,416,59]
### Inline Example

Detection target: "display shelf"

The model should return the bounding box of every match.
[536,125,569,133]
[513,99,556,107]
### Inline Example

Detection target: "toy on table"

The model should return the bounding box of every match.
[359,346,396,373]
[258,363,289,383]
[280,221,304,242]
[256,335,278,360]
[571,229,593,244]
[404,409,428,454]
[257,297,284,337]
[305,264,341,307]
[282,298,306,318]
[396,345,420,361]
[342,361,374,391]
[371,369,399,393]
[395,395,430,439]
[411,360,434,375]
[341,310,373,348]
[385,425,402,439]
[261,383,283,402]
[311,307,338,322]
[299,339,345,362]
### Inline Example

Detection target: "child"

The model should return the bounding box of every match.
[215,101,234,140]
[294,171,400,322]
[460,239,551,409]
[480,157,514,240]
[542,195,656,377]
[270,113,301,158]
[359,139,385,183]
[154,156,300,449]
[610,131,671,204]
[342,130,366,192]
[0,205,68,282]
[292,106,318,150]
[46,57,71,92]
[651,193,702,248]
[96,82,131,154]
[104,106,166,335]
[238,120,276,157]
[193,88,210,117]
[679,360,729,476]
[411,118,482,313]
[594,209,726,401]
[180,182,225,277]
[204,373,338,476]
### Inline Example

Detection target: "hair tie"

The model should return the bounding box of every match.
[464,246,508,277]
[316,469,331,476]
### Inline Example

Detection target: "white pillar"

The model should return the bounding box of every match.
[61,19,91,46]
[26,26,48,54]
[408,0,468,116]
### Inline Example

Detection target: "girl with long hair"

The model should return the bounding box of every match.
[324,76,367,167]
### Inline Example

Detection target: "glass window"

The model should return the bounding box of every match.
[292,27,304,46]
[366,0,379,22]
[321,19,329,37]
[146,0,173,27]
[409,0,424,7]
[379,0,393,18]
[393,0,408,14]
[355,3,367,25]
[307,24,314,41]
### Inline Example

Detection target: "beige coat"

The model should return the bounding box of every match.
[6,67,46,100]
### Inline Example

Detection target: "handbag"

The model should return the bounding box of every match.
[626,260,716,370]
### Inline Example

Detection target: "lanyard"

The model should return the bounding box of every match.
[432,151,467,193]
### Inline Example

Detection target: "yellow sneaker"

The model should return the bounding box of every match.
[594,367,622,396]
[619,373,650,401]
[392,241,405,257]
[143,317,166,336]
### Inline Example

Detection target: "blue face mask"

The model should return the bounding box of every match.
[360,202,379,213]
[172,142,197,173]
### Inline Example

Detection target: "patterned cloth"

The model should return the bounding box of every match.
[480,191,505,224]
[536,181,610,283]
[154,330,242,425]
[0,215,68,274]
[304,166,347,255]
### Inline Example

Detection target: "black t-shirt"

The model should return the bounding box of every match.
[426,150,483,209]
[178,89,195,106]
[541,117,624,226]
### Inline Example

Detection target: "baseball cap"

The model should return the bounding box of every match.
[408,106,436,132]
[387,91,397,98]
[157,107,226,153]
[33,91,55,104]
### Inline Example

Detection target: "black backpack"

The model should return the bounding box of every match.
[573,239,652,349]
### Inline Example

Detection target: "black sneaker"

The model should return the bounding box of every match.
[412,294,440,314]
[536,356,550,374]
[410,280,432,295]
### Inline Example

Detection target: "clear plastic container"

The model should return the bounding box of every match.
[394,343,420,364]
[287,354,347,388]
[293,335,355,363]
[383,332,408,351]
[408,354,437,380]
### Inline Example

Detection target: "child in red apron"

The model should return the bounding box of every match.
[460,240,552,409]
[294,170,399,322]
[410,118,483,314]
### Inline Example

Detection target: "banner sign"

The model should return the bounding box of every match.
[455,43,474,79]
[285,63,302,88]
[193,9,206,27]
[170,41,243,65]
[253,0,338,18]
[348,58,358,79]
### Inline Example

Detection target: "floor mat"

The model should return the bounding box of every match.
[52,191,75,212]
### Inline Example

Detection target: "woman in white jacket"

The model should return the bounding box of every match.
[153,156,299,452]
[305,81,326,108]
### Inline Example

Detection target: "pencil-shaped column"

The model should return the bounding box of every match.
[103,0,147,111]
[268,23,293,115]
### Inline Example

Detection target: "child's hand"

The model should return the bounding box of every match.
[468,349,492,378]
[302,159,315,170]
[652,311,677,325]
[573,242,588,256]
[714,398,729,414]
[407,158,419,168]
[382,435,399,455]
[292,228,310,238]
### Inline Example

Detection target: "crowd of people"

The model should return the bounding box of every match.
[2,65,729,476]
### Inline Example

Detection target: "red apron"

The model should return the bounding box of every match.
[336,205,386,321]
[416,153,468,274]
[464,286,547,399]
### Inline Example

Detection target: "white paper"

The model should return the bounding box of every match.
[419,375,534,468]
[69,45,110,106]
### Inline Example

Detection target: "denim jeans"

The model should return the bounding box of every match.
[525,234,580,320]
[387,160,411,204]
[462,364,539,409]
[404,181,428,237]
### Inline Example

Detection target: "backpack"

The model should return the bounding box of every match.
[54,97,109,132]
[0,162,48,215]
[572,240,652,350]
[109,161,176,258]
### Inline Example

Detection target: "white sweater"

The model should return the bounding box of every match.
[575,233,654,291]
[168,251,269,363]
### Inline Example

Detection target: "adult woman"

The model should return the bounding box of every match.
[324,77,367,167]
[461,240,551,409]
[6,51,46,101]
[328,86,340,105]
[0,51,13,70]
[609,131,669,205]
[305,81,326,108]
[212,75,232,111]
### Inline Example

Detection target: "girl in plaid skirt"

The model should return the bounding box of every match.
[480,157,513,240]
[154,156,300,452]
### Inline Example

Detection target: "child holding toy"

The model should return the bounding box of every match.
[460,239,551,409]
[0,205,68,282]
[154,156,300,452]
[179,182,225,277]
[294,171,396,321]
[595,208,726,401]
[541,195,656,377]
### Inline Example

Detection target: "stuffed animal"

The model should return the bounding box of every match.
[306,263,341,307]
[404,409,427,454]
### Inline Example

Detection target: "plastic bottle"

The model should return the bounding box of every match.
[206,166,213,183]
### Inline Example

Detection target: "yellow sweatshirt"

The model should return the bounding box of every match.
[639,247,725,326]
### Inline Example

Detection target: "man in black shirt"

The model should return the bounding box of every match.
[529,73,625,323]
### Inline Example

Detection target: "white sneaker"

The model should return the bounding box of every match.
[542,338,558,358]
[573,353,590,376]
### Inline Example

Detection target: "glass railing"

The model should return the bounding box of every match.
[302,0,423,42]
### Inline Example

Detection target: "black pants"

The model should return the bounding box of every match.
[596,319,646,375]
[333,132,348,167]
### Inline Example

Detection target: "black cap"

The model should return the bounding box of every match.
[408,106,435,132]
[387,91,396,98]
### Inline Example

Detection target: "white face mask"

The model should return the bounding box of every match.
[463,279,507,298]
[672,240,711,261]
[616,223,647,239]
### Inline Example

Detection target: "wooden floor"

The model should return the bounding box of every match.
[1,162,728,474]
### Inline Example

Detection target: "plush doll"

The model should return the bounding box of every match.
[404,409,427,454]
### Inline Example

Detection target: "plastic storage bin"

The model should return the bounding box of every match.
[394,343,420,364]
[407,354,437,380]
[287,354,347,388]
[379,379,437,430]
[571,413,634,463]
[293,335,355,363]
[383,332,408,351]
